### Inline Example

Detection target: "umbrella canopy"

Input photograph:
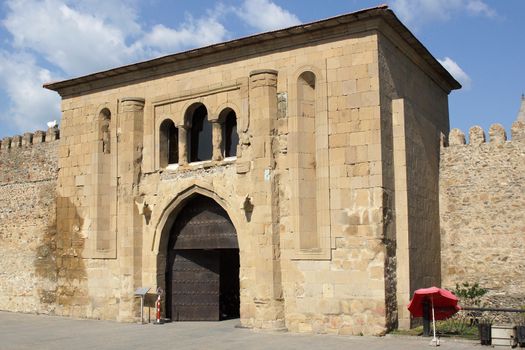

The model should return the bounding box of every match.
[407,286,461,320]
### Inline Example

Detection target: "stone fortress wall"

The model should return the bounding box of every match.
[0,127,60,314]
[440,119,525,308]
[1,118,523,319]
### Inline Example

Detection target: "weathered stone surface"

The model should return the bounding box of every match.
[489,123,506,144]
[440,125,525,308]
[0,141,58,315]
[449,128,466,146]
[512,121,525,141]
[469,126,485,145]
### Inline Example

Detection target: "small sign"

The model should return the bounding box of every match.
[264,168,271,182]
[134,287,150,296]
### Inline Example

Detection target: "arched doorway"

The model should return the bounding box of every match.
[165,195,239,321]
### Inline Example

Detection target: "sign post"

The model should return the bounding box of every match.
[134,287,150,324]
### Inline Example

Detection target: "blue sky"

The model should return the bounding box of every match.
[0,0,523,139]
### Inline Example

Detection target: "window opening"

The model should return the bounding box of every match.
[222,110,238,158]
[189,104,212,162]
[160,119,178,167]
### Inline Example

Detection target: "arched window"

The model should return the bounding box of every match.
[221,108,238,158]
[160,119,178,167]
[188,104,212,162]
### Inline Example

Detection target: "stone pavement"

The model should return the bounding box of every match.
[0,311,482,350]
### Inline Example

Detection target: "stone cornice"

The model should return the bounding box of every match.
[43,5,460,97]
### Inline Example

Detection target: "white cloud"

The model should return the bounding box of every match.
[438,57,471,89]
[2,0,231,77]
[235,0,301,32]
[140,14,228,53]
[3,0,139,76]
[73,0,143,36]
[0,0,235,137]
[389,0,497,28]
[0,51,61,133]
[0,0,302,137]
[466,0,497,18]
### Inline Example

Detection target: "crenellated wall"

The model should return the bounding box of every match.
[0,126,60,314]
[440,120,525,307]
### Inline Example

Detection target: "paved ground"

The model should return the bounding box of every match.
[0,311,483,350]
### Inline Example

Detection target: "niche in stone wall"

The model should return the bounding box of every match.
[297,72,318,249]
[94,108,114,253]
[290,69,330,259]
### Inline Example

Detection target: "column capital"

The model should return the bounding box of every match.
[208,115,221,123]
[249,69,278,77]
[212,121,223,161]
[249,69,278,88]
[121,97,145,111]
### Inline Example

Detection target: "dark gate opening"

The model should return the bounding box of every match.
[219,249,240,320]
[165,195,239,321]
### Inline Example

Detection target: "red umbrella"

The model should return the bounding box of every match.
[407,287,461,346]
[407,286,461,320]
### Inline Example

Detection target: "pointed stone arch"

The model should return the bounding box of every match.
[153,185,242,321]
[151,183,242,255]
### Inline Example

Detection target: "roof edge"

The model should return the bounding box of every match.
[43,4,460,93]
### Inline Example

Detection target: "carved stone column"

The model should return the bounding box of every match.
[210,118,223,161]
[178,125,188,166]
[118,97,145,322]
[244,69,285,330]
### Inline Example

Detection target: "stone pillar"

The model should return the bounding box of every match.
[1,137,11,152]
[33,131,46,144]
[449,129,466,146]
[178,125,188,166]
[392,99,411,329]
[210,118,223,161]
[11,135,22,148]
[22,132,33,147]
[117,97,145,322]
[46,126,59,141]
[512,95,525,141]
[245,69,285,330]
[512,121,525,142]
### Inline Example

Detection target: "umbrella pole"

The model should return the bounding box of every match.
[431,297,439,346]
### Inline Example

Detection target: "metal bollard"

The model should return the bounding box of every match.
[154,287,164,325]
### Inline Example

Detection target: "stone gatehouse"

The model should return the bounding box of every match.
[0,6,463,335]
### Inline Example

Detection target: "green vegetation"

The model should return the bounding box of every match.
[392,283,490,339]
[453,282,488,307]
[391,316,479,340]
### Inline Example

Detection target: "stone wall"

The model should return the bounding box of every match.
[0,128,59,314]
[440,121,525,308]
[378,29,451,328]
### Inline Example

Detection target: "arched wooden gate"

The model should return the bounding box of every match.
[166,195,239,321]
